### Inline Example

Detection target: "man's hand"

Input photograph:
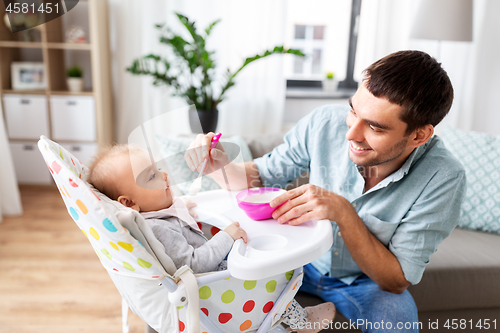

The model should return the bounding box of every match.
[184,132,229,175]
[270,184,351,225]
[183,132,262,191]
[271,186,410,293]
[223,222,248,243]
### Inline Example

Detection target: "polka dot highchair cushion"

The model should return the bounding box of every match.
[178,269,302,332]
[38,136,168,280]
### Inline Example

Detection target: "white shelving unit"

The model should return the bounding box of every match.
[0,0,113,184]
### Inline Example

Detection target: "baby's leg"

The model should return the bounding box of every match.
[282,300,336,333]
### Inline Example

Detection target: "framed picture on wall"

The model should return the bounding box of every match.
[11,62,46,90]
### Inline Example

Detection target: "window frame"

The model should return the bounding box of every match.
[286,0,362,91]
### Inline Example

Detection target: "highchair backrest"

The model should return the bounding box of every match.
[38,136,184,331]
[37,135,171,280]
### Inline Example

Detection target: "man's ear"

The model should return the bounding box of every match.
[409,124,434,148]
[117,195,140,211]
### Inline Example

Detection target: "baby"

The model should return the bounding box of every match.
[88,144,335,333]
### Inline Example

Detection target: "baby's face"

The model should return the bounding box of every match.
[116,152,173,212]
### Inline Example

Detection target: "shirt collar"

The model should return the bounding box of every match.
[140,198,202,234]
[399,137,432,177]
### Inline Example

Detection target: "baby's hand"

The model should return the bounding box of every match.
[224,222,247,243]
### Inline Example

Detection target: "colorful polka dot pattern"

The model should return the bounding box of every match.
[179,270,299,332]
[38,137,166,280]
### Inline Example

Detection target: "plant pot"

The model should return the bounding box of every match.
[189,109,218,134]
[323,79,338,92]
[67,77,83,92]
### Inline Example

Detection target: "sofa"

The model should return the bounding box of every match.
[242,132,500,333]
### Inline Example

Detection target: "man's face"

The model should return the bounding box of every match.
[345,82,414,170]
[116,152,173,212]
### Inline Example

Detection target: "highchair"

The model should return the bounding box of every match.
[37,135,333,333]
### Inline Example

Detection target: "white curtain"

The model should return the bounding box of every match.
[209,1,287,136]
[107,0,172,144]
[0,105,23,222]
[355,0,413,80]
[108,0,288,143]
[355,0,500,136]
[408,0,500,136]
[450,0,500,136]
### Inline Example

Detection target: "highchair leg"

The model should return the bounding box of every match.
[122,298,130,333]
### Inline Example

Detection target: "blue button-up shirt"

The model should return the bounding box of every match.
[254,105,466,285]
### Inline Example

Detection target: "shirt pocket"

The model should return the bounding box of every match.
[360,213,400,247]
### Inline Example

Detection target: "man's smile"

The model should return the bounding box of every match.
[350,141,372,154]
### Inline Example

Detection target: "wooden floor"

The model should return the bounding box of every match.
[0,185,145,333]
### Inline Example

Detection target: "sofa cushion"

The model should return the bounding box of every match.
[244,134,285,159]
[440,126,500,234]
[408,228,500,311]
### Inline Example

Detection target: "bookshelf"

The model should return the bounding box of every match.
[0,0,113,184]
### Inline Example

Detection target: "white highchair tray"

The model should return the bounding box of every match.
[187,189,333,280]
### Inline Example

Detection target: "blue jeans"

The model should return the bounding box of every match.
[300,264,420,333]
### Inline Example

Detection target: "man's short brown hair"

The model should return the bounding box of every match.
[363,50,454,135]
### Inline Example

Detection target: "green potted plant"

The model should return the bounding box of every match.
[323,71,338,92]
[127,13,305,133]
[66,65,83,92]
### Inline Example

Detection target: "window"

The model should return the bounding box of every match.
[285,0,361,89]
[292,25,325,76]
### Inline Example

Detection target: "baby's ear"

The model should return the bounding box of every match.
[117,195,140,211]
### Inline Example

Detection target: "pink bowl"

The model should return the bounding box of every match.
[236,187,286,220]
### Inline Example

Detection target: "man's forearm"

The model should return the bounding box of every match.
[336,199,410,293]
[210,161,263,190]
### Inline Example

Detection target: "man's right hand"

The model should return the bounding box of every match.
[184,132,229,175]
[184,133,263,191]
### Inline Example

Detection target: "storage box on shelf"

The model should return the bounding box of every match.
[50,95,96,142]
[9,141,52,184]
[3,94,49,139]
[0,0,113,184]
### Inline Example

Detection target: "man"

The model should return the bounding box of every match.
[185,50,466,332]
